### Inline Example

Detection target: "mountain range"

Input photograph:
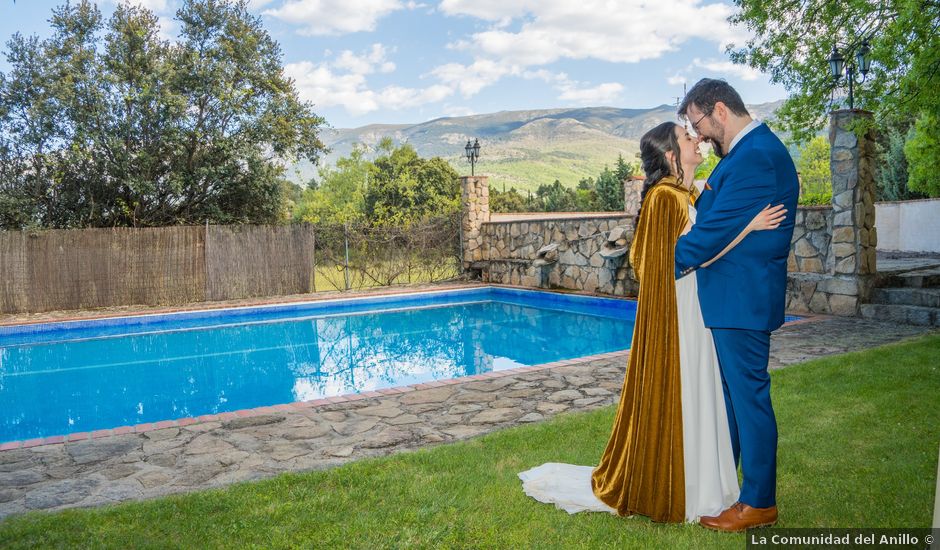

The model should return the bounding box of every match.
[289,100,785,192]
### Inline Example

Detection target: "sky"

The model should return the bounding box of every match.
[0,0,789,129]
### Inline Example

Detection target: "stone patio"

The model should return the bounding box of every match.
[0,312,934,520]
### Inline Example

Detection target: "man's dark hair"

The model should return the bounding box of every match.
[677,78,750,119]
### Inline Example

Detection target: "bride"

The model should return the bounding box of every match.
[519,121,785,523]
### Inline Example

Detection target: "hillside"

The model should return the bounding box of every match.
[289,101,785,193]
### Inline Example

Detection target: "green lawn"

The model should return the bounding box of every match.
[312,260,459,292]
[1,334,938,549]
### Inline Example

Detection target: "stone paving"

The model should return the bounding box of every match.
[0,312,934,520]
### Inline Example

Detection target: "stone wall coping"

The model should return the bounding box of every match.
[796,205,834,211]
[875,197,940,206]
[487,212,632,224]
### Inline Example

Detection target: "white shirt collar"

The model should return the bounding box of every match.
[728,119,761,153]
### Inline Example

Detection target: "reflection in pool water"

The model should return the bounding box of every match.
[0,293,635,443]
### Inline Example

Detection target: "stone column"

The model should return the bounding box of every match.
[826,109,877,314]
[460,175,489,271]
[623,176,644,217]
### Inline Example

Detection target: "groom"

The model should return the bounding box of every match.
[674,79,799,532]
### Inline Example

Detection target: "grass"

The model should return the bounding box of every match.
[1,333,938,549]
[312,259,459,292]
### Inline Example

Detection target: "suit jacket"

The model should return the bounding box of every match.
[674,123,799,332]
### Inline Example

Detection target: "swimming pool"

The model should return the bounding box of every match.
[0,287,641,444]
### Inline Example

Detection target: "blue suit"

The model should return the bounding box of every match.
[675,123,798,508]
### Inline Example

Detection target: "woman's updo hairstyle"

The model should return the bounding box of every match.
[635,122,684,229]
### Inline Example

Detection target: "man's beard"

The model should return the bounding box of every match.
[708,126,727,158]
[710,139,725,158]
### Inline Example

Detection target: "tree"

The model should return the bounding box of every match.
[364,141,460,226]
[875,121,924,201]
[905,112,940,197]
[796,136,831,197]
[694,151,720,181]
[293,147,369,225]
[729,0,940,144]
[0,0,325,228]
[614,154,634,183]
[595,166,623,211]
[489,185,528,213]
[574,187,599,211]
[534,179,577,212]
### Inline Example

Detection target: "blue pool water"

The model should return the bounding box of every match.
[0,287,639,443]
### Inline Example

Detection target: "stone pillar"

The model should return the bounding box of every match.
[826,109,877,314]
[623,176,644,217]
[461,175,489,271]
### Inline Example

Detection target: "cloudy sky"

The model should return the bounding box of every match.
[2,0,787,128]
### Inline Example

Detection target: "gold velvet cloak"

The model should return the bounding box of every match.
[591,177,691,523]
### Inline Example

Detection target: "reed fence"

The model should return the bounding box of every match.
[0,216,460,314]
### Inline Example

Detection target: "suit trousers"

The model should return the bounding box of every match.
[711,327,777,508]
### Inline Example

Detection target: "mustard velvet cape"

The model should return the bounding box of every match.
[590,177,693,523]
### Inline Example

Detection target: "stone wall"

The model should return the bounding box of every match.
[480,214,637,296]
[623,177,644,216]
[462,111,880,317]
[460,175,489,271]
[785,110,877,316]
[788,206,832,274]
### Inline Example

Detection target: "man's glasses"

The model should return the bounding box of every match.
[690,110,711,135]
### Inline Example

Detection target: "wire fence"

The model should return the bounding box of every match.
[311,215,462,292]
[0,215,462,314]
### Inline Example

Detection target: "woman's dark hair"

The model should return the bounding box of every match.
[635,121,683,229]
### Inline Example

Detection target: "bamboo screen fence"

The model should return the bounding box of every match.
[0,218,460,314]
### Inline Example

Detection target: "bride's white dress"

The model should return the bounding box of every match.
[518,187,740,522]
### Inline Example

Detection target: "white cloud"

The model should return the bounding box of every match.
[286,57,453,115]
[426,0,752,99]
[667,73,688,86]
[691,58,763,81]
[430,59,519,97]
[439,0,531,21]
[334,44,396,75]
[445,0,748,66]
[524,69,622,105]
[264,0,406,35]
[557,82,623,104]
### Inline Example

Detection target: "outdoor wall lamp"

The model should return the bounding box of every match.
[465,138,481,176]
[828,39,871,110]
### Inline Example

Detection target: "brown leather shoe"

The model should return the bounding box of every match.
[699,502,778,532]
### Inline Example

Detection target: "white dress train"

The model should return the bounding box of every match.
[518,186,740,522]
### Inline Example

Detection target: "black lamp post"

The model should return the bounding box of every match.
[465,138,481,176]
[828,39,871,110]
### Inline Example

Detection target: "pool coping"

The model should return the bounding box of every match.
[0,284,637,340]
[0,349,634,452]
[0,283,822,452]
